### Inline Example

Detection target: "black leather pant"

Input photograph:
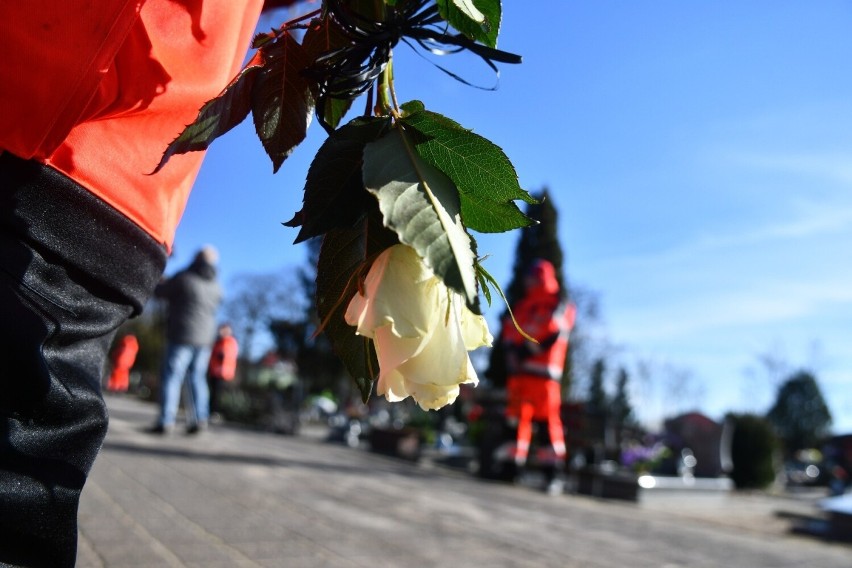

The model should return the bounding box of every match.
[0,154,166,567]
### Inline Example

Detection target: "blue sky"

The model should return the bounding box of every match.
[169,1,852,432]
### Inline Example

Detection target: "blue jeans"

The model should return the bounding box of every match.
[159,344,211,427]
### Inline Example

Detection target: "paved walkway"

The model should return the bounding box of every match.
[76,396,851,567]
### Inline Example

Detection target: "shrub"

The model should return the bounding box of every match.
[728,413,778,489]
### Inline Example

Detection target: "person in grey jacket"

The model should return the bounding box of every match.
[152,246,223,434]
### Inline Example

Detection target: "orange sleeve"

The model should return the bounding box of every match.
[1,0,266,248]
[0,1,142,159]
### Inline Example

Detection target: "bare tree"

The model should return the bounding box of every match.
[661,363,705,416]
[633,357,705,421]
[742,339,826,415]
[756,341,792,389]
[563,283,604,400]
[223,271,304,362]
[634,357,655,404]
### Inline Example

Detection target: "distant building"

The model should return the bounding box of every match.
[824,433,852,481]
[662,412,732,478]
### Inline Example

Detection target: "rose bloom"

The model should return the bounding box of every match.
[344,244,492,410]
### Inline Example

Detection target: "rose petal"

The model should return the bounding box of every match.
[406,382,461,411]
[376,368,409,402]
[344,290,375,338]
[396,319,471,387]
[457,296,493,350]
[374,324,430,375]
[343,244,491,410]
[368,246,439,338]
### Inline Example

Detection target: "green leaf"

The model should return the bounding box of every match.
[399,100,425,116]
[154,51,264,173]
[316,213,398,403]
[291,117,392,242]
[451,0,486,24]
[252,30,276,49]
[363,128,479,309]
[399,106,537,233]
[437,0,501,48]
[476,261,502,308]
[320,98,353,131]
[251,33,314,172]
[475,265,492,307]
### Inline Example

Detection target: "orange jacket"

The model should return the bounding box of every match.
[502,260,576,381]
[0,0,264,248]
[208,335,239,381]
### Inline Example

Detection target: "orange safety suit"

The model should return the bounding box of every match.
[106,335,140,392]
[502,260,576,464]
[208,335,239,381]
[0,0,266,249]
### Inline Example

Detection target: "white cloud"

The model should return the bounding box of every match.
[576,184,852,430]
[593,196,852,272]
[732,151,852,186]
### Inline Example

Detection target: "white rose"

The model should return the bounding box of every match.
[344,244,492,410]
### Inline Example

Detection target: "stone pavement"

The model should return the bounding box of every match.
[76,395,851,567]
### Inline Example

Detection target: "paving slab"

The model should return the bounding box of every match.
[76,395,851,567]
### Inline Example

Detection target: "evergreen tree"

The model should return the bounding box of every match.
[585,357,609,442]
[503,189,566,306]
[587,358,608,416]
[485,189,568,388]
[766,370,832,455]
[611,366,634,428]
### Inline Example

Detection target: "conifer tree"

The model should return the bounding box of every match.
[504,189,566,306]
[611,366,635,429]
[766,370,832,455]
[587,358,609,416]
[586,357,609,441]
[484,189,569,388]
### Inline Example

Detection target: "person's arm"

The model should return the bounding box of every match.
[153,276,173,299]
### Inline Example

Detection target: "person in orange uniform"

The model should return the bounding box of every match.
[106,334,140,393]
[0,1,297,565]
[207,323,240,420]
[502,260,576,476]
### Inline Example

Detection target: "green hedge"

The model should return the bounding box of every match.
[728,413,778,489]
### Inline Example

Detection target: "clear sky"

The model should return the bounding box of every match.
[168,1,852,433]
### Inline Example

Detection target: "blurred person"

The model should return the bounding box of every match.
[828,464,849,497]
[152,246,223,435]
[106,334,140,393]
[0,1,297,564]
[502,260,576,489]
[207,322,239,422]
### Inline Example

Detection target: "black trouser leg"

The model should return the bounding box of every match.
[0,242,124,566]
[0,154,166,567]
